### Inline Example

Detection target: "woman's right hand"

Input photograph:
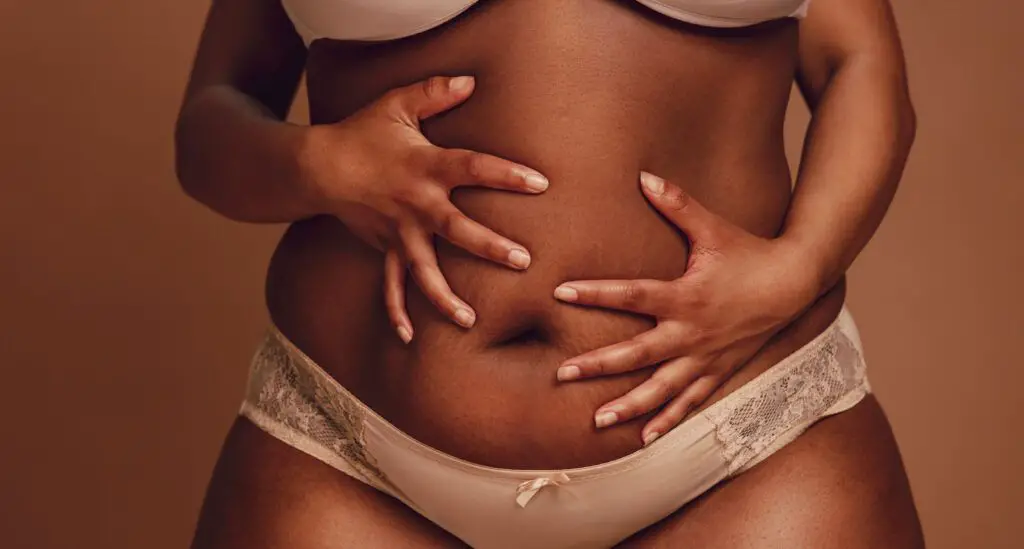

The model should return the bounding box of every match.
[301,75,548,343]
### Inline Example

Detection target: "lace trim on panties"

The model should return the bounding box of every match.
[704,325,867,474]
[243,335,406,499]
[242,312,867,484]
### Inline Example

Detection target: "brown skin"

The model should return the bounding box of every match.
[554,0,917,442]
[363,0,918,443]
[177,0,921,546]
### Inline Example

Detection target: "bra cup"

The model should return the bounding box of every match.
[280,0,810,43]
[282,0,479,43]
[634,0,808,26]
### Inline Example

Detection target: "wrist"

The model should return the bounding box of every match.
[291,123,335,218]
[772,235,834,317]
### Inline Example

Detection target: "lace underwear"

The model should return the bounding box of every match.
[239,305,870,549]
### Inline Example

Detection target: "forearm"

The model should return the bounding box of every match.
[174,85,321,223]
[781,56,916,298]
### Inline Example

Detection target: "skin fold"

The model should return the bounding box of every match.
[177,0,922,546]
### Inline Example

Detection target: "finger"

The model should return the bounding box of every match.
[641,375,721,446]
[639,171,718,243]
[384,249,413,343]
[552,279,673,315]
[556,324,683,381]
[433,148,548,193]
[593,357,703,430]
[386,75,476,123]
[427,202,532,270]
[399,225,477,328]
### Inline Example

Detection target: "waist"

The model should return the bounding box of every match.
[264,198,847,469]
[253,285,852,472]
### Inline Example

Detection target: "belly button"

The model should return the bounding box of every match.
[491,324,550,347]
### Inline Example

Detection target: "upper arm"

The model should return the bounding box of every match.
[181,0,308,120]
[796,0,912,109]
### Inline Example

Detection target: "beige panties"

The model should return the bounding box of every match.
[239,306,870,549]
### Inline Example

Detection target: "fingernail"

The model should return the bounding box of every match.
[508,248,531,269]
[553,285,578,302]
[454,308,476,328]
[449,76,474,92]
[643,431,661,447]
[557,365,581,381]
[397,325,413,344]
[595,411,619,429]
[640,171,665,195]
[524,172,549,192]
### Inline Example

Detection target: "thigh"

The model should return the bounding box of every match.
[190,418,468,549]
[618,395,925,548]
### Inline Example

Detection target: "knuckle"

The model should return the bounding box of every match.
[688,327,713,347]
[395,218,419,243]
[429,150,454,180]
[617,402,638,417]
[573,356,601,376]
[670,405,690,422]
[648,376,676,402]
[673,399,695,419]
[626,341,650,366]
[421,76,446,100]
[387,291,403,309]
[484,237,507,260]
[404,145,432,172]
[657,290,680,312]
[621,283,645,308]
[693,293,712,310]
[408,258,428,279]
[658,409,682,426]
[392,187,417,209]
[411,188,447,215]
[436,209,461,236]
[405,257,434,282]
[680,283,709,308]
[380,87,405,109]
[462,151,486,180]
[432,149,463,184]
[694,383,715,403]
[665,187,691,212]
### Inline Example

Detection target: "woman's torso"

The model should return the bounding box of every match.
[265,0,845,470]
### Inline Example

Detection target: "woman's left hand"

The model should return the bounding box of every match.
[553,171,821,446]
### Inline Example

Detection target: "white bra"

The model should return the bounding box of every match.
[282,0,811,45]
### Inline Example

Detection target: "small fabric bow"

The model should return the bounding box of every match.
[515,472,571,508]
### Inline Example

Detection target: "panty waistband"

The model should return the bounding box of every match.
[245,304,868,482]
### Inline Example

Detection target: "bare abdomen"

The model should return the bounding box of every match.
[265,0,838,470]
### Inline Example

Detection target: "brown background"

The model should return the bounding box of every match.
[1,1,1021,548]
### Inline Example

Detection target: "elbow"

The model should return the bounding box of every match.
[173,107,207,205]
[898,95,918,154]
[173,108,193,189]
[894,65,918,154]
[886,91,916,197]
[173,111,195,194]
[172,114,257,224]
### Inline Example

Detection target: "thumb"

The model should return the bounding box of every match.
[639,171,717,243]
[388,75,476,124]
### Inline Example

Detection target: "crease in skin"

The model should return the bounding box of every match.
[266,0,838,470]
